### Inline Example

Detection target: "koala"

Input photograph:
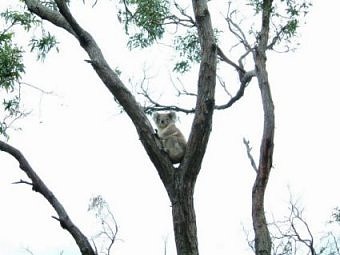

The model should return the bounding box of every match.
[153,111,187,164]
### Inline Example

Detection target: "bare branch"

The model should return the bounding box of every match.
[267,23,290,50]
[88,195,119,255]
[20,82,54,95]
[215,46,256,110]
[289,202,317,255]
[140,87,195,114]
[1,22,16,36]
[170,76,197,98]
[91,239,99,255]
[165,1,196,28]
[134,71,195,114]
[139,68,255,113]
[238,48,252,71]
[217,46,245,73]
[243,138,258,173]
[268,197,320,255]
[12,179,33,186]
[23,247,35,255]
[139,44,254,114]
[217,75,232,98]
[330,232,340,255]
[225,4,252,51]
[0,140,96,255]
[215,70,255,110]
[242,224,255,252]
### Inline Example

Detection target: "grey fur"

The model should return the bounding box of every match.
[153,112,186,164]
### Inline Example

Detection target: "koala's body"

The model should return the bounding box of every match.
[153,112,186,164]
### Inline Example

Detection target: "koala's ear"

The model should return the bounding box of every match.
[169,111,176,120]
[152,112,159,122]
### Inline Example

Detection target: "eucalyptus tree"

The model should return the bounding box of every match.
[0,1,311,255]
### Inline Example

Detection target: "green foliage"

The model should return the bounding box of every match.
[118,0,170,49]
[247,0,312,48]
[1,9,40,31]
[173,28,219,73]
[0,34,24,91]
[3,96,20,116]
[29,31,59,61]
[247,0,263,14]
[0,91,25,139]
[331,207,340,223]
[1,6,60,61]
[0,10,27,139]
[0,122,8,139]
[0,5,58,138]
[173,29,201,73]
[277,0,312,41]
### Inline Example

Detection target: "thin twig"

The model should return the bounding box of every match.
[12,179,33,186]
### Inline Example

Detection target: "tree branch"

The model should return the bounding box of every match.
[24,0,176,193]
[0,140,96,255]
[216,46,256,110]
[243,138,258,173]
[12,179,33,186]
[165,1,196,28]
[181,0,217,181]
[225,4,252,51]
[289,203,317,255]
[267,22,292,51]
[217,46,245,73]
[23,0,75,36]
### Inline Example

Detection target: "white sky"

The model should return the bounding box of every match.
[1,1,340,255]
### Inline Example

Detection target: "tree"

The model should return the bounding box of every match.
[0,1,311,255]
[88,195,119,255]
[266,200,340,255]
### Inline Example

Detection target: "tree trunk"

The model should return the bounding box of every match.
[252,1,274,255]
[252,52,274,255]
[170,180,198,255]
[164,1,217,254]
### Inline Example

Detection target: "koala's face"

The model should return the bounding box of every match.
[153,112,176,129]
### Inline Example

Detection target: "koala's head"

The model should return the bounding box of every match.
[153,112,176,129]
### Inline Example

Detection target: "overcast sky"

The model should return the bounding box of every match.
[1,1,340,255]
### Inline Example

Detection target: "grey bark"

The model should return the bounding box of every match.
[251,1,275,255]
[0,141,96,255]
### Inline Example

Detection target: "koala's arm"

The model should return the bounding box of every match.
[160,124,180,139]
[166,126,186,147]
